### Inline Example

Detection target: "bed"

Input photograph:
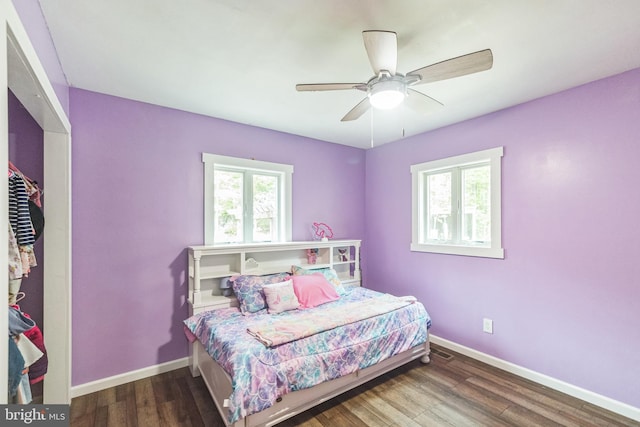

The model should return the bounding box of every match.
[184,274,432,427]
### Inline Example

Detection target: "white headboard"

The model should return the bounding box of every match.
[187,240,361,314]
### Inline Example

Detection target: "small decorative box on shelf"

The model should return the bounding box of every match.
[187,240,361,314]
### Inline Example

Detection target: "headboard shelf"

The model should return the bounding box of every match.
[187,240,361,314]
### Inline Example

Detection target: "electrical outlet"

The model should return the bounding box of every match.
[483,318,493,334]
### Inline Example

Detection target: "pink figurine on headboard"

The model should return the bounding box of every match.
[307,248,318,264]
[312,222,334,241]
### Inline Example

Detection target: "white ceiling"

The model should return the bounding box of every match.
[39,0,640,149]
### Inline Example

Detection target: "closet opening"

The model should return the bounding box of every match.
[8,88,45,403]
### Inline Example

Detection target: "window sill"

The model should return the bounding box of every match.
[411,243,504,259]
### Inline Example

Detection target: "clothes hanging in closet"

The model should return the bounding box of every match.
[6,303,48,403]
[8,160,41,207]
[15,304,48,384]
[8,162,43,284]
[8,305,47,403]
[9,172,35,247]
[7,162,47,403]
[8,336,24,399]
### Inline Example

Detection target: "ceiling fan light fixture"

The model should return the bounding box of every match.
[368,79,406,110]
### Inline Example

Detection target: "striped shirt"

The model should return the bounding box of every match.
[9,173,35,246]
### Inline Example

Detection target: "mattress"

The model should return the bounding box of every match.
[184,287,431,423]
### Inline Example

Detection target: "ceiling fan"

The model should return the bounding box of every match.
[296,30,493,122]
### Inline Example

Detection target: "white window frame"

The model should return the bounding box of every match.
[203,153,293,245]
[411,147,504,259]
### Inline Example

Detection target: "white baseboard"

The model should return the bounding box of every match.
[430,335,640,422]
[70,357,189,398]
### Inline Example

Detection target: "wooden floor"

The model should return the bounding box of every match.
[70,344,638,427]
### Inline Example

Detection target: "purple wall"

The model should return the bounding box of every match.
[8,89,45,330]
[69,88,365,385]
[364,68,640,408]
[11,0,69,116]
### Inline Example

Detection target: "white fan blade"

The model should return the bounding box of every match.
[341,98,371,121]
[363,30,397,75]
[296,83,366,91]
[405,89,444,115]
[408,49,493,85]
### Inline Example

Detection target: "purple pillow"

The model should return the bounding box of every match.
[231,272,290,314]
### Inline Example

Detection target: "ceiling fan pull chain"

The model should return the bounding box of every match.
[370,108,374,148]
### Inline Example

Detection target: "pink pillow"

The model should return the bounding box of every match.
[292,273,340,309]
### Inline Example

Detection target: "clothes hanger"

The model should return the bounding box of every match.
[15,292,26,303]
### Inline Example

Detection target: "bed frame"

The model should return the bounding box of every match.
[191,338,430,427]
[187,241,430,426]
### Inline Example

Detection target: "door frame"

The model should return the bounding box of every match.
[1,0,72,404]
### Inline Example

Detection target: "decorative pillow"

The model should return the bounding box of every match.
[262,279,299,314]
[292,273,340,309]
[230,272,290,314]
[291,265,346,295]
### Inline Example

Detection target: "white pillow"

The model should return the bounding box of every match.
[262,279,299,314]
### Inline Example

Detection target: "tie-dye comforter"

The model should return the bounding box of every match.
[184,287,431,424]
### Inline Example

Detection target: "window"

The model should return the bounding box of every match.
[411,147,504,258]
[203,154,293,244]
